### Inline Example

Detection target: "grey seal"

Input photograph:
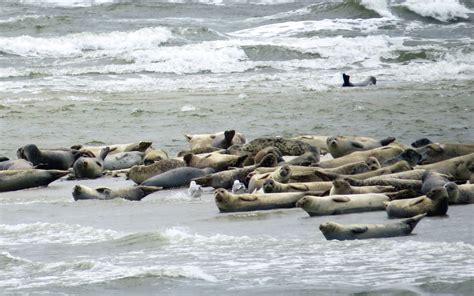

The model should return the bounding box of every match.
[17,144,83,170]
[0,169,68,192]
[263,179,333,193]
[416,153,474,182]
[444,183,474,205]
[319,214,426,241]
[415,143,474,165]
[104,151,144,170]
[0,159,34,170]
[72,184,161,201]
[141,167,214,189]
[329,179,395,195]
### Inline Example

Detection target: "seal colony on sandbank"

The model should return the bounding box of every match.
[1,130,473,241]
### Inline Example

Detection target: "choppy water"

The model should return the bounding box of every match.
[1,0,473,294]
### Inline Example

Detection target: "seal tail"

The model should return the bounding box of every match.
[342,73,352,87]
[137,185,162,196]
[403,213,427,233]
[255,153,278,168]
[99,147,111,161]
[380,137,396,146]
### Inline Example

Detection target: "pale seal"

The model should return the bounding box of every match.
[319,214,426,241]
[248,165,292,193]
[317,146,404,169]
[73,147,110,179]
[444,183,474,205]
[185,130,246,150]
[141,167,214,189]
[71,141,152,157]
[296,193,389,216]
[143,148,169,165]
[263,179,333,193]
[329,179,395,195]
[72,185,161,201]
[415,143,474,165]
[384,187,448,218]
[326,135,396,158]
[416,153,474,182]
[0,169,68,192]
[214,188,316,213]
[183,152,247,172]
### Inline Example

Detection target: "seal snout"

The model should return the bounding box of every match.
[296,196,309,208]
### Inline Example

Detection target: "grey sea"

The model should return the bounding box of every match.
[0,0,473,295]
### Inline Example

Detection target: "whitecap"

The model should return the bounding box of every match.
[395,0,473,22]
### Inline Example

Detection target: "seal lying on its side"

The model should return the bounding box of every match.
[296,193,389,216]
[384,187,448,218]
[185,130,246,150]
[263,179,333,193]
[319,214,426,241]
[0,169,69,192]
[0,159,34,170]
[342,73,376,87]
[326,135,396,158]
[414,142,474,164]
[104,151,144,170]
[141,167,214,189]
[72,184,161,201]
[127,159,185,184]
[329,179,395,195]
[214,188,320,213]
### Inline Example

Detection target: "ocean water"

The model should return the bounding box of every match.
[0,0,473,295]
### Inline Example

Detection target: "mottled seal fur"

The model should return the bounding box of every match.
[72,184,161,201]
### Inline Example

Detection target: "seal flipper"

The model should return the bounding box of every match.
[223,130,236,149]
[342,73,353,87]
[350,226,368,234]
[350,141,364,149]
[332,196,350,203]
[409,197,426,207]
[99,147,111,161]
[380,137,396,146]
[403,213,426,232]
[239,195,258,202]
[411,138,432,148]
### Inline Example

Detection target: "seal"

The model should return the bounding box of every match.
[263,179,333,193]
[254,146,283,165]
[319,158,379,175]
[296,193,390,216]
[71,141,152,157]
[415,143,474,165]
[329,179,395,195]
[177,147,223,158]
[319,213,426,241]
[214,188,318,213]
[17,144,82,170]
[183,152,247,172]
[192,154,278,189]
[143,148,169,165]
[185,130,246,150]
[421,171,451,195]
[104,151,144,170]
[290,135,328,153]
[239,137,320,159]
[416,153,474,182]
[0,169,69,192]
[383,148,422,167]
[342,73,376,87]
[141,167,214,189]
[73,147,110,179]
[127,159,185,184]
[326,135,396,158]
[384,187,448,218]
[444,183,474,205]
[364,169,426,181]
[0,159,34,170]
[248,165,292,193]
[317,146,404,169]
[72,184,161,201]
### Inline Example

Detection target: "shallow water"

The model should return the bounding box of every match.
[1,0,473,294]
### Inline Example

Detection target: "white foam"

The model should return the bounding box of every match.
[17,0,114,7]
[396,0,473,22]
[181,104,197,112]
[359,0,398,19]
[0,27,173,57]
[0,14,43,23]
[0,223,122,245]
